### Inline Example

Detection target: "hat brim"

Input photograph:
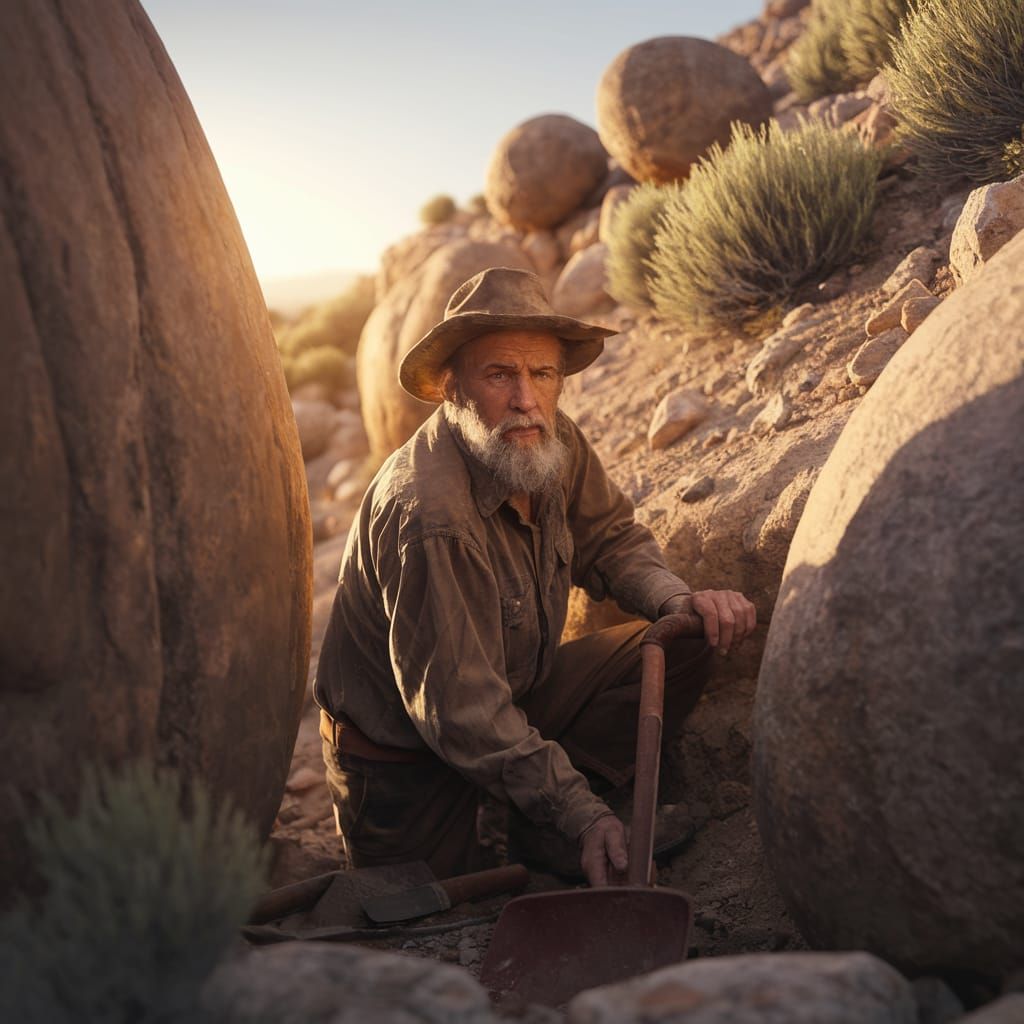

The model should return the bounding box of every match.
[399,311,617,403]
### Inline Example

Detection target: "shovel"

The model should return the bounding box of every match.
[480,612,704,1008]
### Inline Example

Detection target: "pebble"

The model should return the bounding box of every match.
[847,327,908,387]
[679,476,715,503]
[901,295,941,334]
[751,394,792,435]
[881,245,942,296]
[702,429,727,449]
[648,389,709,450]
[865,278,932,336]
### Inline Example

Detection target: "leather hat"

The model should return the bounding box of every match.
[398,266,616,402]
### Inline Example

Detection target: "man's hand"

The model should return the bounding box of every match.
[579,814,628,887]
[662,590,757,656]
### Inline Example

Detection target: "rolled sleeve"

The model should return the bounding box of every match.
[381,530,609,840]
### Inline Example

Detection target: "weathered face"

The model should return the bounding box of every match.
[447,329,565,447]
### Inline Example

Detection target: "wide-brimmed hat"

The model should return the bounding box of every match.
[399,266,616,402]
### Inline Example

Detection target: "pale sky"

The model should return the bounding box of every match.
[141,0,762,283]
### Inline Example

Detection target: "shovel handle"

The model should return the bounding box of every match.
[627,612,705,886]
[440,864,529,906]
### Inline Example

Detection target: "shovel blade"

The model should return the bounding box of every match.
[480,886,692,1009]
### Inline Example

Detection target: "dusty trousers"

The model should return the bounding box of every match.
[321,620,713,879]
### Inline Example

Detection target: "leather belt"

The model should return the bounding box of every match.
[319,708,431,764]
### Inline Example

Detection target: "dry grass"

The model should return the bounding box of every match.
[648,119,881,328]
[887,0,1024,184]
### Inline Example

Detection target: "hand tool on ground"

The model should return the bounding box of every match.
[361,864,529,923]
[248,861,435,927]
[480,612,704,1008]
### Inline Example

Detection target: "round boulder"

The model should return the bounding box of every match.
[596,37,773,183]
[485,114,609,231]
[752,230,1024,975]
[0,0,311,900]
[356,238,532,463]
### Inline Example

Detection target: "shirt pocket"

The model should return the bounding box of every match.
[500,573,540,693]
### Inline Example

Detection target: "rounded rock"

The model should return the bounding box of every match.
[752,230,1024,975]
[485,114,609,231]
[596,37,773,184]
[0,0,311,899]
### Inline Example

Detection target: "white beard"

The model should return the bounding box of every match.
[445,401,568,495]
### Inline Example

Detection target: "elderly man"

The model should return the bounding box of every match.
[314,267,755,887]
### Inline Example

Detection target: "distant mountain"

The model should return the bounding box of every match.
[260,268,366,319]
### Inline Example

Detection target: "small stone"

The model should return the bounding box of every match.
[285,766,324,793]
[950,173,1024,285]
[782,302,816,328]
[598,183,636,244]
[702,430,726,449]
[751,394,791,435]
[831,92,872,125]
[798,372,820,393]
[881,246,942,296]
[865,72,890,104]
[311,510,339,543]
[679,475,715,503]
[648,389,709,449]
[725,427,741,444]
[901,295,941,334]
[838,384,861,402]
[551,243,614,318]
[569,217,601,256]
[865,278,933,336]
[847,327,908,387]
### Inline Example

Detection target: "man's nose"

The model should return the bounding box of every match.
[510,374,538,412]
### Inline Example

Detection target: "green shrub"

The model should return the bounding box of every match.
[787,0,856,101]
[419,193,457,225]
[886,0,1024,185]
[277,274,376,358]
[604,183,671,309]
[840,0,913,84]
[288,345,353,393]
[648,119,881,328]
[0,762,265,1023]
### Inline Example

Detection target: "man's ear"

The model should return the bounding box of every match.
[439,366,459,404]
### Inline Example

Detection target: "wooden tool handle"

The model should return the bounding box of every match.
[440,864,529,905]
[248,870,339,924]
[628,613,705,886]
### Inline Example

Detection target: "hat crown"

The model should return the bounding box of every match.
[444,267,554,321]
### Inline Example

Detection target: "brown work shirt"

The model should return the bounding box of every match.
[314,406,691,841]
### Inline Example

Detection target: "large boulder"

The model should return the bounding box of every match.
[485,114,609,231]
[752,230,1024,975]
[356,238,532,462]
[0,0,311,900]
[596,37,773,184]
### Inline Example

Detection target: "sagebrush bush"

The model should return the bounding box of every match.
[787,0,855,101]
[288,345,353,393]
[887,0,1024,185]
[604,183,670,309]
[467,193,489,216]
[840,0,912,84]
[277,274,375,358]
[419,193,457,225]
[0,762,265,1024]
[648,119,881,328]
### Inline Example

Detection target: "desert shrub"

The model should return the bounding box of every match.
[288,345,353,393]
[278,274,376,358]
[467,193,489,216]
[648,118,881,327]
[604,183,671,309]
[0,762,265,1024]
[887,0,1024,185]
[787,0,856,101]
[840,0,913,84]
[419,193,457,225]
